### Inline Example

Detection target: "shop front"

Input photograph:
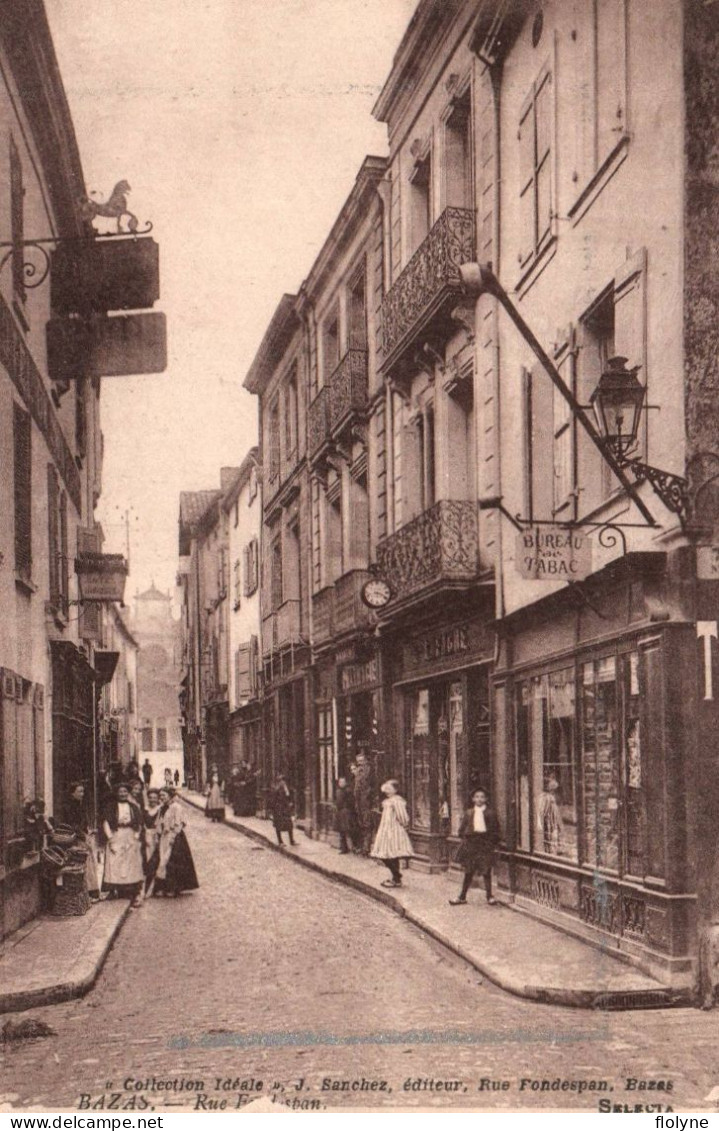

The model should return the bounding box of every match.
[312,642,385,838]
[493,554,697,987]
[387,608,494,870]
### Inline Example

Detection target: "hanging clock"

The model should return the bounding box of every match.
[360,576,393,609]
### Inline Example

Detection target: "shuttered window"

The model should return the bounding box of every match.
[243,538,259,597]
[552,336,577,519]
[13,403,31,577]
[233,558,241,609]
[10,136,25,302]
[518,67,553,269]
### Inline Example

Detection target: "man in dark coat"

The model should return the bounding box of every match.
[449,788,501,906]
[269,775,296,846]
[141,759,153,786]
[334,776,359,854]
[353,753,374,856]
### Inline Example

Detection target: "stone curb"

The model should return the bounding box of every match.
[182,794,684,1010]
[0,904,130,1016]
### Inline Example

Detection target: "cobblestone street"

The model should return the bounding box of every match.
[1,807,717,1113]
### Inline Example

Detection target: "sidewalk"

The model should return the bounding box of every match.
[0,900,129,1015]
[183,792,690,1010]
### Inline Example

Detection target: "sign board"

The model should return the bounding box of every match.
[47,312,167,383]
[75,552,128,603]
[51,237,160,314]
[516,525,592,580]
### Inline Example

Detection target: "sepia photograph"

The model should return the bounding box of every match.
[0,0,719,1117]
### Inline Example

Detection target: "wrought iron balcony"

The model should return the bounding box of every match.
[312,585,335,646]
[376,500,479,605]
[380,207,475,373]
[262,598,303,655]
[328,349,368,435]
[334,569,373,635]
[308,387,330,459]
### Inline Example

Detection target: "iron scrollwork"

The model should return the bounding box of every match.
[376,499,479,602]
[618,455,688,523]
[380,206,475,361]
[0,242,50,289]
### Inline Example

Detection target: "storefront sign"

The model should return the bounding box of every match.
[75,552,128,603]
[341,657,379,693]
[401,616,492,681]
[516,525,592,580]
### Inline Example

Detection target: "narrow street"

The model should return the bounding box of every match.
[0,807,716,1114]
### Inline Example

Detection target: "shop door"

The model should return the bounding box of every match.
[316,703,334,832]
[406,687,432,831]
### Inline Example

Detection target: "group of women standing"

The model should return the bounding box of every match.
[101,781,199,907]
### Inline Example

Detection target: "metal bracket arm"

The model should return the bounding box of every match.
[460,262,658,527]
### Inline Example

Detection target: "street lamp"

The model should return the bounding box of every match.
[590,356,687,520]
[589,356,645,458]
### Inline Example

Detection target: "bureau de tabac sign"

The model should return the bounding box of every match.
[516,525,592,580]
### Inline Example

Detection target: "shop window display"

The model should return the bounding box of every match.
[516,669,578,862]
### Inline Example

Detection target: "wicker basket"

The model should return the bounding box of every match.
[41,846,67,872]
[49,864,90,917]
[50,826,77,849]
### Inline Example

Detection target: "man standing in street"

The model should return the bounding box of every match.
[353,752,374,856]
[142,759,153,788]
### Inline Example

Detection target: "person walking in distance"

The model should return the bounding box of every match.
[370,780,413,888]
[449,788,501,906]
[353,752,374,856]
[270,775,296,846]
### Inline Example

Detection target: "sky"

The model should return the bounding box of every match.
[45,0,417,599]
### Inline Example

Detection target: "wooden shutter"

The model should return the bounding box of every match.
[552,334,576,518]
[47,465,59,605]
[10,137,24,300]
[236,644,251,702]
[530,362,553,522]
[13,403,31,576]
[614,248,647,456]
[596,0,627,165]
[521,368,533,520]
[249,635,259,698]
[32,684,45,811]
[518,95,535,267]
[534,71,552,249]
[59,492,68,616]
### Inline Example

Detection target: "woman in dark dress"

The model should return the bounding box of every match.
[153,786,199,897]
[269,775,295,846]
[142,788,162,894]
[65,781,101,901]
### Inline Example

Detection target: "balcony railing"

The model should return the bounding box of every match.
[312,585,335,645]
[380,207,475,370]
[328,349,368,434]
[376,500,479,605]
[308,387,330,458]
[334,569,373,635]
[262,598,303,654]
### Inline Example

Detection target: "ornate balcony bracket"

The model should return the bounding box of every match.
[450,302,475,341]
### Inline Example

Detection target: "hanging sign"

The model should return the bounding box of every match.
[516,525,592,580]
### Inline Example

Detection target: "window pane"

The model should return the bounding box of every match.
[535,75,552,162]
[409,688,431,831]
[518,105,534,192]
[581,657,620,870]
[623,652,643,875]
[536,156,552,246]
[516,681,531,850]
[538,669,578,861]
